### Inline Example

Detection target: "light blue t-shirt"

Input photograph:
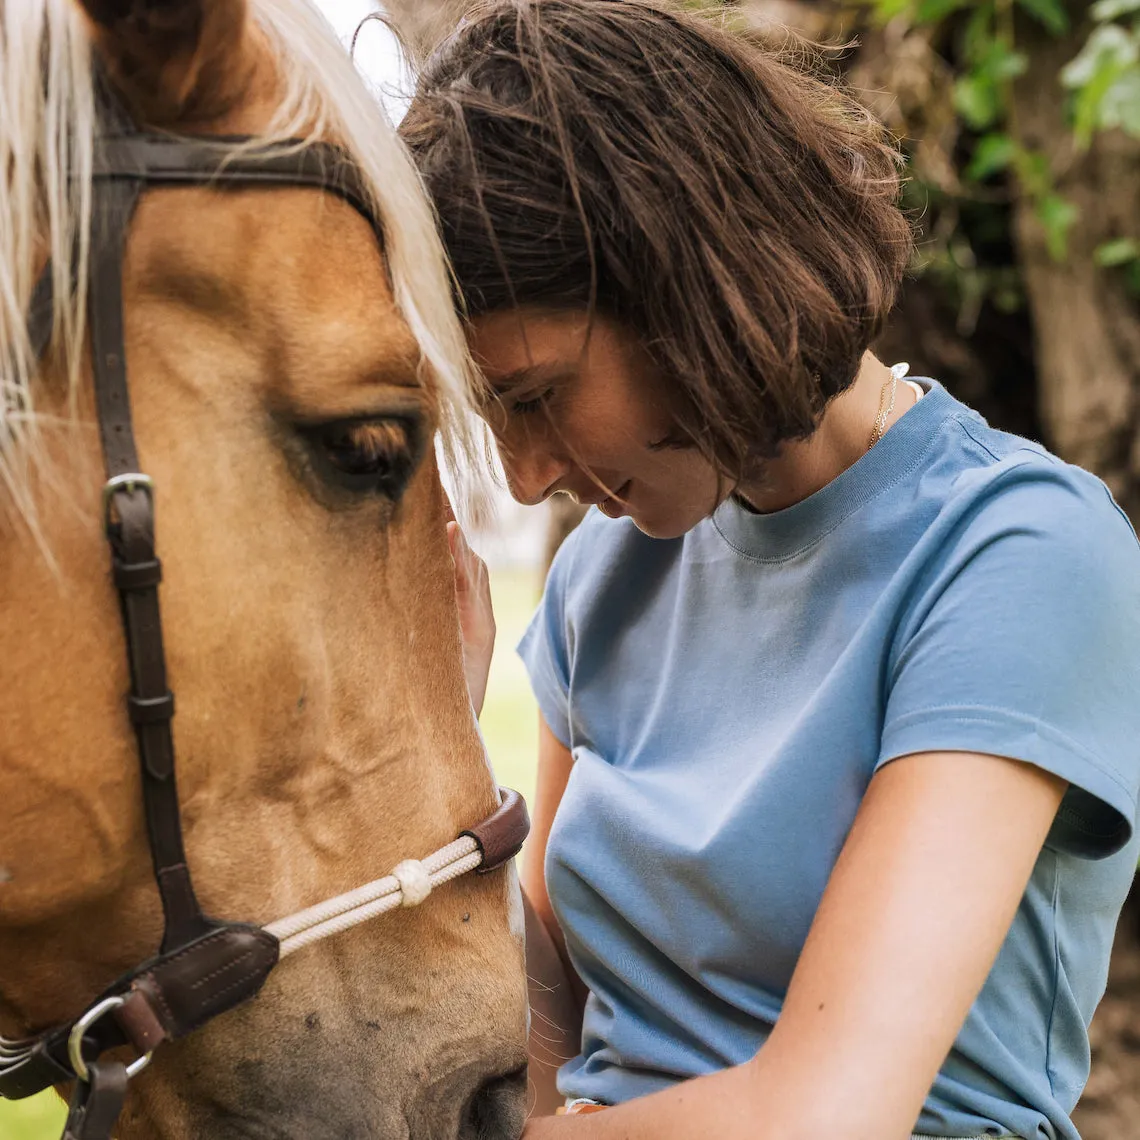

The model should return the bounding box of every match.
[518,381,1140,1140]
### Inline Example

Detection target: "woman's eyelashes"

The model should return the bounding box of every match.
[647,430,692,451]
[512,387,553,415]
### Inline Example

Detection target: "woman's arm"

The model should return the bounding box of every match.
[525,717,589,1114]
[523,749,1067,1139]
[523,720,583,989]
[445,521,587,1108]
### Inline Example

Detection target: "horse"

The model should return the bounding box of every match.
[0,1,529,1137]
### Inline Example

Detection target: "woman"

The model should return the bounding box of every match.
[403,3,1140,1138]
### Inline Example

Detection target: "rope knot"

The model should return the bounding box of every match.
[392,859,432,908]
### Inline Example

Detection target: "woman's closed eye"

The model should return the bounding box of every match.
[512,388,553,416]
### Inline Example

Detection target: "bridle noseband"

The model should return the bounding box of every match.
[0,118,529,1140]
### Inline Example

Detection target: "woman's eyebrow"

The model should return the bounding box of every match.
[487,362,579,395]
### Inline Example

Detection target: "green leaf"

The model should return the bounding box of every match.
[1062,24,1140,144]
[1016,0,1070,34]
[1100,68,1140,136]
[963,4,994,63]
[1095,237,1140,265]
[966,132,1018,179]
[992,281,1025,312]
[866,0,915,22]
[1062,24,1139,88]
[1013,147,1052,196]
[1091,0,1140,21]
[1036,194,1079,261]
[984,44,1030,81]
[1072,63,1125,144]
[915,0,974,19]
[954,74,1003,128]
[1126,260,1140,297]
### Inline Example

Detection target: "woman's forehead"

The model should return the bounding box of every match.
[468,308,635,387]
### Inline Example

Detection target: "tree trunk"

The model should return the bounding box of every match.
[1008,13,1140,523]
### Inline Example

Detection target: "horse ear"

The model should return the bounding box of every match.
[75,0,253,126]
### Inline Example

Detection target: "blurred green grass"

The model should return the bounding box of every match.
[0,566,542,1140]
[0,1092,65,1139]
[480,566,543,809]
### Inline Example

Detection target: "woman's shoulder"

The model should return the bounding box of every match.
[918,393,1138,563]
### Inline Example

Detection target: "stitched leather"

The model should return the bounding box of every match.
[133,925,280,1040]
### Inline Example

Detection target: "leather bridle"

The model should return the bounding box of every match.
[0,113,529,1140]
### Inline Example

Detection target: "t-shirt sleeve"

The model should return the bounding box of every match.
[878,464,1140,858]
[517,531,577,750]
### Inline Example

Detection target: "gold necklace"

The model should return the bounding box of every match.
[868,362,910,450]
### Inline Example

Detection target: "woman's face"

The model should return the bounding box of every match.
[468,308,723,540]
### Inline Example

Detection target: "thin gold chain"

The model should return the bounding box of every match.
[868,362,910,450]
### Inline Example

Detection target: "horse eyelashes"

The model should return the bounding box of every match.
[301,415,422,500]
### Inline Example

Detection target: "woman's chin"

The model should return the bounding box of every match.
[628,511,697,541]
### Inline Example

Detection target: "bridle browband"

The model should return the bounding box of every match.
[0,120,529,1140]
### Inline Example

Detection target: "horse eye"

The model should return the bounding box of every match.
[303,416,420,498]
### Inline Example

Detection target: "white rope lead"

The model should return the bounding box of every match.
[264,836,484,959]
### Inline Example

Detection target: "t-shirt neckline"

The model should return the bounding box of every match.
[712,379,958,562]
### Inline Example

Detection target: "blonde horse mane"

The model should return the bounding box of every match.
[0,0,484,532]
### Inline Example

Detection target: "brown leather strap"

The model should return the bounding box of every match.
[113,991,167,1054]
[0,1034,102,1101]
[464,788,531,872]
[88,166,208,951]
[62,1062,128,1140]
[28,135,380,372]
[132,925,279,1040]
[92,137,381,243]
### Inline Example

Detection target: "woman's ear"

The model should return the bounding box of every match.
[75,0,254,127]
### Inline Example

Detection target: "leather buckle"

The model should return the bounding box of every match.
[102,473,154,537]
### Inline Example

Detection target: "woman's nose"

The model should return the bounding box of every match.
[501,444,572,506]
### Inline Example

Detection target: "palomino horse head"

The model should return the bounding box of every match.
[0,1,529,1136]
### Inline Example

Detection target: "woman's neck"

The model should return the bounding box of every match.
[734,352,915,514]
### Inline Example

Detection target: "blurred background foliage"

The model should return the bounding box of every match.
[741,0,1140,522]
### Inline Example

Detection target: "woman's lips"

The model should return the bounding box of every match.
[598,479,632,518]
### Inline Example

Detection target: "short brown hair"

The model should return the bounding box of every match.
[401,0,913,473]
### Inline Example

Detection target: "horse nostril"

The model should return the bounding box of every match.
[460,1064,529,1140]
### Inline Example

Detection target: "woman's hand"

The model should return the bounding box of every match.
[448,521,495,717]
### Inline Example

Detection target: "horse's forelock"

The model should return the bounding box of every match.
[1,0,95,530]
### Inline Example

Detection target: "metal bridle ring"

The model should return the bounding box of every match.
[67,996,153,1083]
